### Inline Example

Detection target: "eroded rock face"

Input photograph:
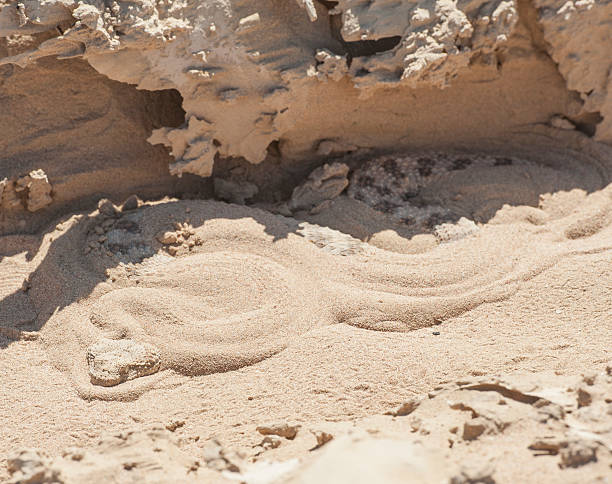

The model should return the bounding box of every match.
[86,338,161,387]
[535,0,612,143]
[0,170,52,213]
[1,0,610,183]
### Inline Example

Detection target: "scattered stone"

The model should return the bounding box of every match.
[166,420,185,432]
[462,417,491,441]
[577,388,592,407]
[122,194,141,211]
[202,439,244,472]
[7,429,213,483]
[14,169,53,212]
[311,431,334,450]
[256,423,301,440]
[309,49,349,82]
[214,177,259,205]
[289,162,349,212]
[582,372,597,386]
[97,198,119,217]
[385,398,422,417]
[157,231,180,245]
[86,338,161,387]
[287,435,445,483]
[260,435,282,450]
[550,115,575,130]
[529,438,561,455]
[450,461,496,484]
[559,440,598,468]
[6,449,59,484]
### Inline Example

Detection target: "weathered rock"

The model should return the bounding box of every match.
[121,194,141,211]
[7,429,223,484]
[86,338,161,386]
[289,163,349,212]
[202,438,244,473]
[15,170,53,212]
[97,199,119,218]
[462,417,491,441]
[256,422,301,440]
[386,398,422,417]
[286,435,446,483]
[559,439,598,468]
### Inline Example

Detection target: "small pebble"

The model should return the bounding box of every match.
[432,331,440,336]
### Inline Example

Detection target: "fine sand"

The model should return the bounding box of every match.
[1,134,611,483]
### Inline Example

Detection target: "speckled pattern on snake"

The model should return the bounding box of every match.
[347,153,527,228]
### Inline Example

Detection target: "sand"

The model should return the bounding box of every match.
[1,129,611,482]
[2,1,612,481]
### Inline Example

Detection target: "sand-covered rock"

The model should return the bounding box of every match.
[7,429,226,483]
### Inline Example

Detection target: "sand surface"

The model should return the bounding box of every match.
[1,132,611,482]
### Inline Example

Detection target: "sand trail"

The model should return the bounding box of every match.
[0,169,607,400]
[0,133,610,404]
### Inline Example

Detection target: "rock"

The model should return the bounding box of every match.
[6,449,59,484]
[385,398,422,417]
[14,170,53,212]
[256,423,301,440]
[289,163,349,212]
[309,49,349,82]
[577,388,592,407]
[213,178,259,205]
[86,338,161,387]
[450,461,496,484]
[97,199,119,217]
[202,439,244,473]
[550,115,575,130]
[462,417,491,441]
[311,431,333,449]
[7,429,220,483]
[260,435,282,450]
[165,419,185,432]
[286,435,445,483]
[157,231,180,245]
[121,194,141,211]
[559,439,598,468]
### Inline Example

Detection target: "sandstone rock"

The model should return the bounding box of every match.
[86,338,161,387]
[15,170,53,212]
[7,429,222,484]
[559,439,598,468]
[157,231,180,245]
[289,163,349,212]
[97,199,118,218]
[463,417,491,440]
[256,422,301,440]
[385,398,422,417]
[202,438,244,473]
[121,194,141,211]
[311,430,334,449]
[286,435,445,483]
